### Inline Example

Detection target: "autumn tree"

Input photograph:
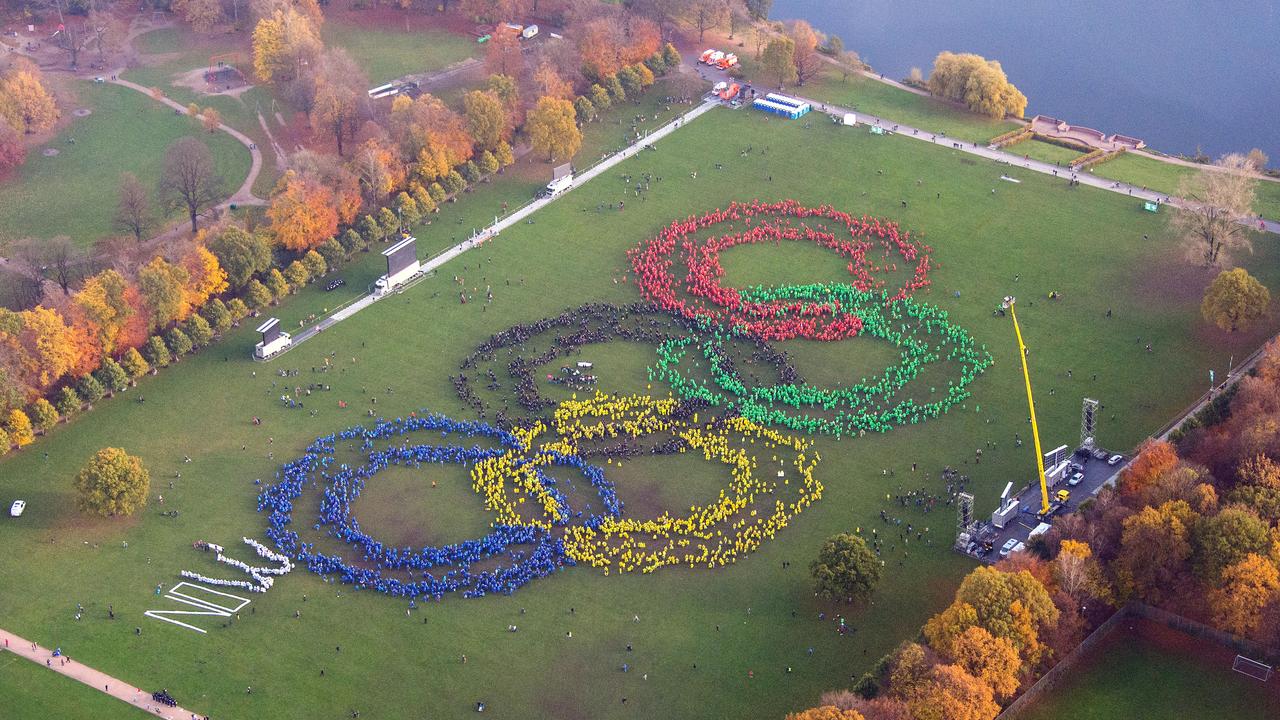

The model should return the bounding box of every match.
[1202,267,1270,332]
[531,63,574,100]
[463,89,508,150]
[309,48,367,157]
[811,533,883,604]
[689,0,730,41]
[1245,148,1269,172]
[526,96,581,161]
[789,20,822,86]
[120,347,150,378]
[201,107,222,133]
[908,664,1000,720]
[267,170,340,252]
[925,567,1059,666]
[114,172,153,243]
[928,51,1028,119]
[0,122,26,174]
[30,397,58,433]
[173,0,223,33]
[389,93,473,183]
[208,227,273,288]
[75,447,151,517]
[949,626,1021,700]
[1053,539,1111,604]
[1172,154,1258,266]
[484,27,522,77]
[6,408,34,448]
[886,642,931,700]
[1115,500,1198,602]
[784,707,865,720]
[252,8,321,85]
[159,137,225,233]
[762,36,798,86]
[1119,439,1180,502]
[1209,553,1280,636]
[137,256,192,331]
[0,59,59,134]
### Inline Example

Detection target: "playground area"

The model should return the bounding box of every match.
[170,55,251,98]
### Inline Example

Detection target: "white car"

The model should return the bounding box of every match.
[1067,471,1084,486]
[999,537,1020,558]
[712,81,728,93]
[9,500,26,517]
[1107,454,1124,466]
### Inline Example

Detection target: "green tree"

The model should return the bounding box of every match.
[377,207,400,235]
[264,268,290,300]
[75,447,151,517]
[6,408,35,447]
[463,89,507,150]
[165,327,193,357]
[208,227,273,289]
[811,533,883,603]
[0,427,9,455]
[461,160,481,184]
[120,347,150,379]
[357,213,385,244]
[137,256,191,331]
[143,335,172,368]
[762,37,798,86]
[589,83,611,112]
[95,358,130,392]
[662,42,682,68]
[340,228,366,254]
[477,150,500,177]
[427,182,448,203]
[283,260,310,290]
[202,298,232,333]
[54,386,80,418]
[244,278,273,309]
[395,192,421,226]
[76,374,106,406]
[1193,506,1271,581]
[184,314,213,348]
[617,66,643,98]
[302,249,327,278]
[443,171,467,196]
[29,397,58,433]
[317,238,345,269]
[1202,267,1270,332]
[604,74,626,102]
[574,96,596,123]
[226,297,250,321]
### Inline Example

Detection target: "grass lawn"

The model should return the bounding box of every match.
[1010,139,1085,166]
[0,81,251,249]
[1092,152,1280,219]
[798,66,1020,144]
[0,653,150,720]
[1015,618,1280,720]
[3,106,1278,720]
[322,20,478,86]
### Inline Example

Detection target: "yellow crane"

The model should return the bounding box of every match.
[1004,296,1050,514]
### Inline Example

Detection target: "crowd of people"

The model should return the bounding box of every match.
[627,199,933,341]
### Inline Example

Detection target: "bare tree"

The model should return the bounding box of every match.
[789,20,821,86]
[87,11,126,64]
[689,0,730,42]
[45,235,83,294]
[1173,154,1258,266]
[159,137,225,234]
[9,238,47,308]
[114,172,152,243]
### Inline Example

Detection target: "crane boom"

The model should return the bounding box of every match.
[1008,300,1051,514]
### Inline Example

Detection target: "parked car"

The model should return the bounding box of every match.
[712,81,728,93]
[325,278,345,291]
[999,537,1020,558]
[10,499,26,517]
[1067,471,1084,486]
[1107,454,1124,466]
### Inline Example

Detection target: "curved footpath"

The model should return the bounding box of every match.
[0,627,203,719]
[107,72,265,208]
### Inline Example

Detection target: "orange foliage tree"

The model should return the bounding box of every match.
[1209,553,1280,636]
[267,171,340,252]
[1119,439,1179,501]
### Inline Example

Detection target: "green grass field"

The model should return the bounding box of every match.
[1010,139,1085,166]
[322,20,478,85]
[1092,152,1280,218]
[0,653,149,720]
[2,106,1277,720]
[0,81,251,249]
[1016,619,1280,720]
[799,67,1020,143]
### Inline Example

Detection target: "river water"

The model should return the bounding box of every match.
[770,0,1279,162]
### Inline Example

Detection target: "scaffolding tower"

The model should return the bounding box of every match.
[1081,398,1099,447]
[954,492,976,551]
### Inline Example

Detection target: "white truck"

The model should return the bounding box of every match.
[521,24,539,39]
[542,173,574,198]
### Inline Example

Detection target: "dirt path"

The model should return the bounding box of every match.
[0,627,203,719]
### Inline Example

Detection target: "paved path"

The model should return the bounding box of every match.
[265,98,720,357]
[0,627,201,719]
